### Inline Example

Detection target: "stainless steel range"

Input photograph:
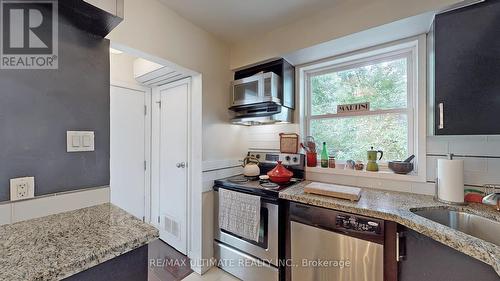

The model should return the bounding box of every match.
[213,151,305,281]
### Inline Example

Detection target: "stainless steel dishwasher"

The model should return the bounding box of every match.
[290,202,384,281]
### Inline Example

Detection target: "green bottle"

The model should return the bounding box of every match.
[321,142,329,168]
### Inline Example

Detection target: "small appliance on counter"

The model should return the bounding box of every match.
[436,154,465,205]
[242,156,260,177]
[213,151,305,281]
[366,147,383,172]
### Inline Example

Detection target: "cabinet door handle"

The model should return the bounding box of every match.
[438,102,444,129]
[396,231,406,262]
[396,232,400,261]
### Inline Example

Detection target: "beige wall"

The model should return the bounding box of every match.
[230,0,461,69]
[110,52,138,85]
[107,0,246,273]
[107,0,244,163]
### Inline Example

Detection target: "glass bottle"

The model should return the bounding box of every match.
[321,142,329,168]
[329,156,336,168]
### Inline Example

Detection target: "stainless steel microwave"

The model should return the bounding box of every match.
[230,72,281,108]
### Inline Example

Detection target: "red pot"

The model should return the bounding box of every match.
[267,161,293,183]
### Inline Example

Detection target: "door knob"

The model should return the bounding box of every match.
[176,162,186,168]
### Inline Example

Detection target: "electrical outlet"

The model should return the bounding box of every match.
[10,177,35,201]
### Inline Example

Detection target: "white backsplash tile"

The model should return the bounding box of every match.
[486,159,500,184]
[460,157,487,173]
[202,170,218,182]
[411,182,435,196]
[359,178,412,193]
[426,136,449,154]
[245,123,299,151]
[306,172,357,186]
[486,136,500,142]
[448,136,500,156]
[216,166,242,179]
[426,156,439,181]
[0,204,11,225]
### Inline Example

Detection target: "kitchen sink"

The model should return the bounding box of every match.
[412,209,500,246]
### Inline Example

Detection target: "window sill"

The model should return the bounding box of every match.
[306,166,425,183]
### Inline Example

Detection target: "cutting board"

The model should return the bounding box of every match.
[304,182,361,201]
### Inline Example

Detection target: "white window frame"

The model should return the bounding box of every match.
[297,35,427,182]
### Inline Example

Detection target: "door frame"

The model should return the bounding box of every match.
[109,43,204,273]
[110,79,152,223]
[151,77,195,255]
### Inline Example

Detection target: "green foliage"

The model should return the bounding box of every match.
[310,58,409,161]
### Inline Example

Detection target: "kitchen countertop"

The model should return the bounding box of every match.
[280,181,500,276]
[0,203,158,281]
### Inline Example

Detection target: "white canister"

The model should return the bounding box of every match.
[437,158,465,204]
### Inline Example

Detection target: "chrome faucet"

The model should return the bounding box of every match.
[482,184,500,211]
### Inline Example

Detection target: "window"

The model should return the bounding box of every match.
[301,41,422,166]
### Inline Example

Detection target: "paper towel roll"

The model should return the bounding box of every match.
[437,159,464,203]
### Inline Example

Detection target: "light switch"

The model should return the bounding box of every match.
[82,135,91,147]
[72,135,81,147]
[67,131,95,152]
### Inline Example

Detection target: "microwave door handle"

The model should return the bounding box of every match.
[258,74,265,99]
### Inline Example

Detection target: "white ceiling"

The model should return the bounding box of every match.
[159,0,339,43]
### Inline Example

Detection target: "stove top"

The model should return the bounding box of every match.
[214,174,303,199]
[214,151,305,199]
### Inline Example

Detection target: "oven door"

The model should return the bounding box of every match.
[214,190,279,265]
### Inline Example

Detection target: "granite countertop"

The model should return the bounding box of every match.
[280,181,500,276]
[0,203,159,281]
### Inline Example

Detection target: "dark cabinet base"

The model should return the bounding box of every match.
[399,229,499,281]
[63,245,149,281]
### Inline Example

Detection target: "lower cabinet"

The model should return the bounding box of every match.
[63,245,149,281]
[398,228,499,281]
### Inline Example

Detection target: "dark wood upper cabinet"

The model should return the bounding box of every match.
[433,0,500,135]
[234,58,295,109]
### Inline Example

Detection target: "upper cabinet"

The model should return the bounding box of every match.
[59,0,124,37]
[433,0,500,135]
[83,0,124,18]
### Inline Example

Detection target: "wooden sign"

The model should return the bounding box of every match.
[337,102,370,114]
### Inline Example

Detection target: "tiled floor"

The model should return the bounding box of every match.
[148,239,239,281]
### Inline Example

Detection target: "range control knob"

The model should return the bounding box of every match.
[292,157,298,163]
[255,154,261,159]
[285,156,291,161]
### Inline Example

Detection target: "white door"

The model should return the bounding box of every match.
[110,84,148,220]
[155,80,189,254]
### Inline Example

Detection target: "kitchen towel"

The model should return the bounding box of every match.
[437,158,465,204]
[218,188,261,242]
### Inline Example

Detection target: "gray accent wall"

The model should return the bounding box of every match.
[0,14,110,201]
